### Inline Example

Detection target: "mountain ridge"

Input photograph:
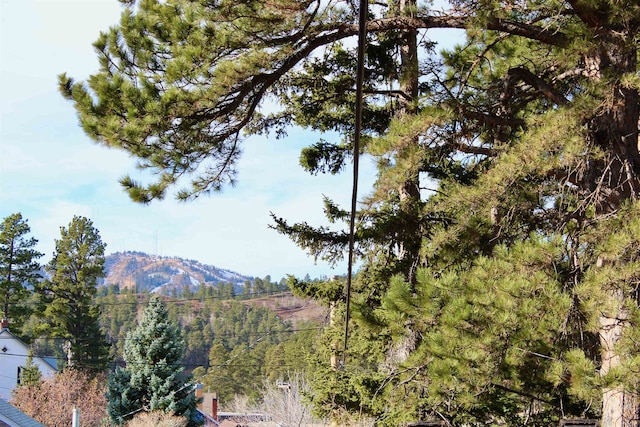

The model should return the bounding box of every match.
[102,251,253,293]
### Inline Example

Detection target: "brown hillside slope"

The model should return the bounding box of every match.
[242,293,328,326]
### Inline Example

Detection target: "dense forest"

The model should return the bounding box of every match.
[95,276,324,406]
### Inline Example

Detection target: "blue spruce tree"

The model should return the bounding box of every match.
[107,295,201,425]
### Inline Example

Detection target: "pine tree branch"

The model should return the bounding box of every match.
[506,67,569,107]
[565,0,610,31]
[365,15,569,47]
[490,383,556,406]
[462,109,526,130]
[184,11,570,135]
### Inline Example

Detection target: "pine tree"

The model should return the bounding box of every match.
[37,216,110,371]
[107,295,200,426]
[20,351,43,387]
[60,0,639,425]
[0,213,42,334]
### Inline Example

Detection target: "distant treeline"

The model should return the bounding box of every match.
[94,278,324,406]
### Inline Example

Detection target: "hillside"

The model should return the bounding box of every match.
[102,251,252,293]
[243,293,328,325]
[100,252,328,325]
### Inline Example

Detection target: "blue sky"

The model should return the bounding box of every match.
[0,0,382,280]
[1,1,461,280]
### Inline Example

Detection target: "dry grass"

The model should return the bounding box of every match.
[125,411,187,427]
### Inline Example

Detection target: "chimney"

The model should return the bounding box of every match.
[195,384,204,412]
[1,318,8,330]
[211,396,218,421]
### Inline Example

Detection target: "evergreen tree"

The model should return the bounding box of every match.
[0,213,42,333]
[200,300,291,403]
[37,215,110,371]
[107,295,200,426]
[20,351,43,387]
[61,0,639,425]
[96,284,139,360]
[263,320,320,382]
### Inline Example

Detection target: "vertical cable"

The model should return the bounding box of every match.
[342,0,368,368]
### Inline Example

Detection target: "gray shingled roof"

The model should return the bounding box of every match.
[0,399,45,427]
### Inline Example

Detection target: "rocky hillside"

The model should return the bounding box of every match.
[102,251,252,293]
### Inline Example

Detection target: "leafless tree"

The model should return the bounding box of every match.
[11,368,108,427]
[253,373,327,427]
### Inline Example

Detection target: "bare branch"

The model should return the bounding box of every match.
[506,67,569,106]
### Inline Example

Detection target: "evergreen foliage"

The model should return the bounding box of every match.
[0,213,42,334]
[107,295,201,426]
[199,299,297,402]
[95,281,314,377]
[61,0,639,425]
[36,215,110,371]
[99,285,139,358]
[19,351,43,387]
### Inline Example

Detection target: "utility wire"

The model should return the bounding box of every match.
[26,326,323,343]
[9,322,319,422]
[9,288,296,307]
[342,0,368,368]
[113,323,291,422]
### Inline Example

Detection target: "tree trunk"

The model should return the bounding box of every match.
[599,303,638,427]
[397,0,422,287]
[578,16,639,422]
[384,0,422,371]
[4,241,14,320]
[599,299,627,427]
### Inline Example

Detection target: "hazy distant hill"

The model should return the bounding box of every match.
[102,251,252,293]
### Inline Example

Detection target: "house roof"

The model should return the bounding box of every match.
[0,329,57,372]
[0,399,45,427]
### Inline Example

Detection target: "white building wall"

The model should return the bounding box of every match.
[0,329,57,401]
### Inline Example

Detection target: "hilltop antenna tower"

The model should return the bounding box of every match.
[153,230,159,260]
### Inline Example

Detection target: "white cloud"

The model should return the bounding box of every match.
[0,0,379,280]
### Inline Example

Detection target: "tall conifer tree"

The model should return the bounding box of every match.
[37,216,110,371]
[0,213,42,334]
[107,295,200,426]
[61,0,639,425]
